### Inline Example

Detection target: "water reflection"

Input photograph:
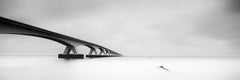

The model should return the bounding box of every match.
[0,56,240,80]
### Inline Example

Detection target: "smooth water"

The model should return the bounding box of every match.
[0,56,240,80]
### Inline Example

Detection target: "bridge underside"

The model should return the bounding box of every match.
[0,17,122,59]
[58,45,121,59]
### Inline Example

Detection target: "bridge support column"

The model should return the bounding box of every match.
[63,46,71,54]
[58,46,84,59]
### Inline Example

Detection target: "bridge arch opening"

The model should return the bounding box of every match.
[76,45,91,55]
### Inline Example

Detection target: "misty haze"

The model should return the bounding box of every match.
[1,0,240,80]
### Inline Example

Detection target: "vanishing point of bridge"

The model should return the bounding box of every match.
[0,17,122,59]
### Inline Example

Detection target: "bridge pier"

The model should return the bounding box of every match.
[58,46,84,59]
[58,45,122,59]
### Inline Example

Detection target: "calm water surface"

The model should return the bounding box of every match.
[0,56,240,80]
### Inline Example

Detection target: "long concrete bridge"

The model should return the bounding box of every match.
[0,17,122,59]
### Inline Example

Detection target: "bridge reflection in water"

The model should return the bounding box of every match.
[0,17,122,59]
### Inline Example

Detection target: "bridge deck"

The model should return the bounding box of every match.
[0,17,122,59]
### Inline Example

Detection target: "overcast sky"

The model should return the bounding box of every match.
[0,0,240,57]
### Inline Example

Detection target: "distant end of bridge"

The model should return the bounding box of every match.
[0,17,122,59]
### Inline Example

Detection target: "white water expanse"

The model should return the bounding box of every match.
[0,56,240,80]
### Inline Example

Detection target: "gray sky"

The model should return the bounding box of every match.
[0,0,240,57]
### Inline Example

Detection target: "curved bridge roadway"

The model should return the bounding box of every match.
[0,17,122,59]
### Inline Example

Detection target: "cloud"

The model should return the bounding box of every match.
[195,0,240,54]
[0,0,240,57]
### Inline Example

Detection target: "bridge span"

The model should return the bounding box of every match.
[0,17,122,59]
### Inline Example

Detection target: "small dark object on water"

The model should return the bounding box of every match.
[158,65,170,71]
